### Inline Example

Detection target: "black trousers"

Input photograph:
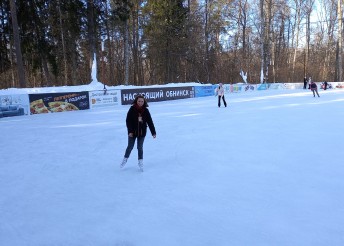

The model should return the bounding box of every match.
[312,89,320,97]
[218,95,227,107]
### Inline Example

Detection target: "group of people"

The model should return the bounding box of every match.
[120,84,228,172]
[304,76,323,97]
[121,78,328,171]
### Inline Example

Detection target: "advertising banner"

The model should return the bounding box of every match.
[242,84,256,92]
[0,94,29,117]
[257,84,269,90]
[121,86,195,105]
[268,83,285,90]
[223,84,231,94]
[29,91,89,114]
[89,89,120,108]
[283,83,303,89]
[194,86,215,97]
[335,82,344,89]
[231,84,243,93]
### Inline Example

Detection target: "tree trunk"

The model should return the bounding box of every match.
[292,4,301,81]
[87,0,96,76]
[259,0,266,83]
[124,19,129,85]
[9,0,26,88]
[57,0,68,85]
[204,0,210,82]
[132,5,139,85]
[338,0,343,81]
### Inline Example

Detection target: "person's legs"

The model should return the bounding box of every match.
[222,96,227,107]
[137,137,145,160]
[121,136,136,168]
[218,96,221,107]
[137,137,145,171]
[312,90,315,97]
[316,89,320,97]
[124,136,136,158]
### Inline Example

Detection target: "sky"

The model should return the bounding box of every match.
[1,86,344,246]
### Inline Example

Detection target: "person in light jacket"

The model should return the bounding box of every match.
[308,77,312,89]
[215,83,227,107]
[120,95,156,172]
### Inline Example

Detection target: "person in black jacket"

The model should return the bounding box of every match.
[120,95,156,171]
[303,76,308,89]
[310,81,320,97]
[324,81,328,90]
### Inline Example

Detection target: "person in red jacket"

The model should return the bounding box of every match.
[310,81,320,97]
[120,95,156,172]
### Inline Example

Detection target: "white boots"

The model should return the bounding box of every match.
[120,158,144,172]
[120,158,128,168]
[138,159,143,172]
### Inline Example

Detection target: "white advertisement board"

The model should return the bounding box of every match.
[89,89,120,108]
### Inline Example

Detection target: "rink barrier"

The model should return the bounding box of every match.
[0,82,343,118]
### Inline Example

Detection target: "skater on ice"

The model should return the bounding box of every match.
[310,81,320,97]
[215,83,227,107]
[323,81,328,90]
[121,95,156,172]
[303,76,308,89]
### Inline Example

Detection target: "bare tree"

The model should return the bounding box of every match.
[291,0,304,81]
[9,0,26,87]
[337,0,343,81]
[305,0,315,78]
[57,0,68,85]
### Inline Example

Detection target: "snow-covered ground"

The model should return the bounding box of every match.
[1,89,343,246]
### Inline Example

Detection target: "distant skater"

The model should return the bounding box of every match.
[310,81,320,97]
[303,76,308,89]
[308,77,312,89]
[120,95,156,172]
[215,83,227,107]
[324,81,328,90]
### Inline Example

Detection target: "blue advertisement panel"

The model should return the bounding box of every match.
[194,86,215,97]
[243,84,255,92]
[0,94,29,118]
[257,84,268,90]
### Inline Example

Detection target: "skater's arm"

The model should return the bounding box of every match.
[126,107,135,136]
[146,110,156,137]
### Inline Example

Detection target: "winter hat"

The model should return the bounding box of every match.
[219,83,223,86]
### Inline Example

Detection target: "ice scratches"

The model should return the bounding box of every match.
[174,113,201,117]
[50,121,112,128]
[114,241,135,246]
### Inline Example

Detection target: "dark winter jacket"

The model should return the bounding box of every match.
[310,82,317,90]
[126,105,156,137]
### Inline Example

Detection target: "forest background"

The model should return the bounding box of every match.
[1,0,343,89]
